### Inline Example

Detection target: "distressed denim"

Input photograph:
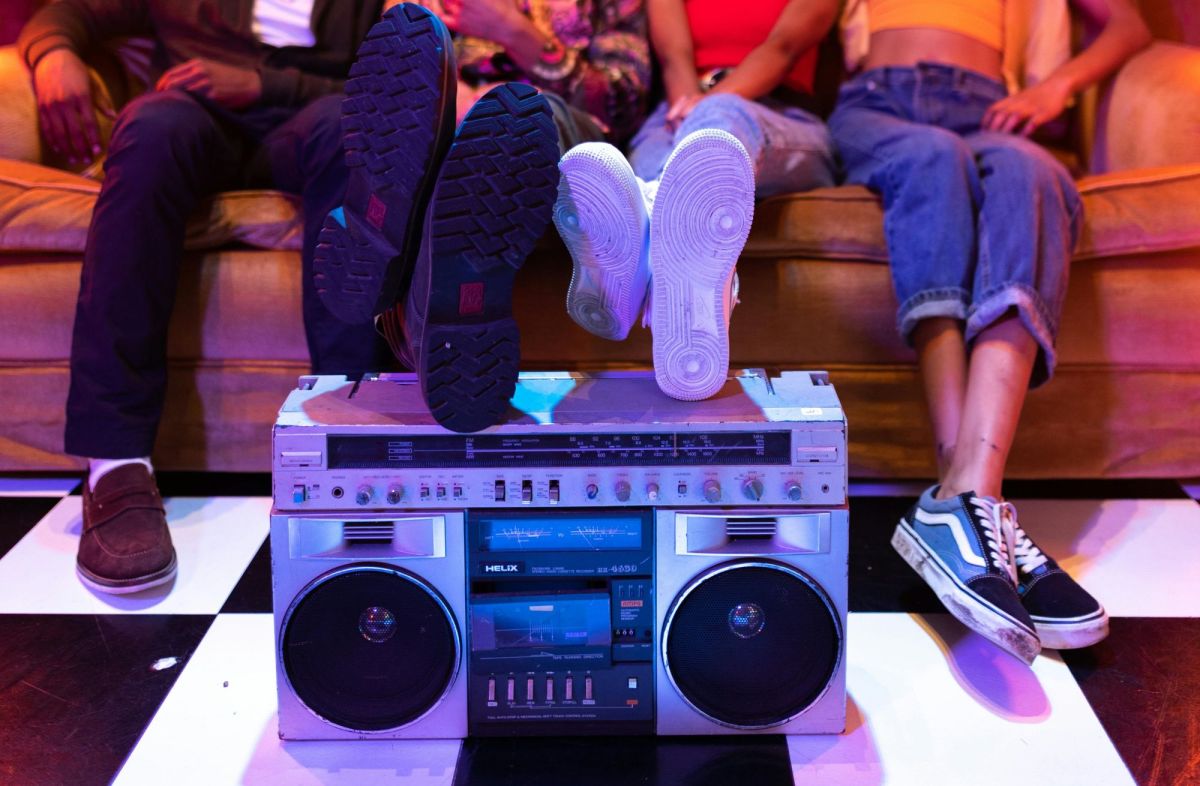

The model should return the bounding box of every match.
[829,63,1082,386]
[628,92,836,198]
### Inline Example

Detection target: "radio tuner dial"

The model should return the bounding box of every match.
[615,481,631,502]
[385,485,404,505]
[585,483,600,500]
[645,482,660,502]
[355,485,374,506]
[703,479,722,503]
[741,478,765,501]
[785,481,803,502]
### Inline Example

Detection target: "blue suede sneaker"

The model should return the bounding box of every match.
[1009,510,1109,650]
[892,485,1041,663]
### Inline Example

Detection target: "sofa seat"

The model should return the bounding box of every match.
[2,154,1198,476]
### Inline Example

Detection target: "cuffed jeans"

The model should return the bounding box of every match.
[65,90,393,458]
[829,63,1082,386]
[628,93,836,197]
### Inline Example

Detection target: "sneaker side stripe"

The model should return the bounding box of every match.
[912,507,987,568]
[898,518,1035,634]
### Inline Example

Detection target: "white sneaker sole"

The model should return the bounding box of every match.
[555,143,649,340]
[650,130,753,401]
[1034,611,1109,650]
[892,520,1041,664]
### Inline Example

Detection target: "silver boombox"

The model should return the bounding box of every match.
[270,370,849,739]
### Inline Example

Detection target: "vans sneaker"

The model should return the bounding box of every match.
[892,486,1041,663]
[648,129,754,401]
[401,83,559,433]
[554,143,650,341]
[313,3,456,324]
[1009,510,1109,649]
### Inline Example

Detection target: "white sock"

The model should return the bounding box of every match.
[88,457,154,491]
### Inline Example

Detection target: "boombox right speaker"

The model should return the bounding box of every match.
[655,510,848,735]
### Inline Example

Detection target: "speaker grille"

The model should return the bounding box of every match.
[663,562,841,728]
[282,565,459,731]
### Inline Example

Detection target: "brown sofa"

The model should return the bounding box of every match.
[1,3,1198,479]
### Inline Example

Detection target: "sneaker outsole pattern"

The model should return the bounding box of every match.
[650,130,754,401]
[555,144,649,340]
[413,83,559,433]
[313,3,455,324]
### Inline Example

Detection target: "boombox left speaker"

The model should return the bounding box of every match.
[655,510,848,735]
[271,513,467,740]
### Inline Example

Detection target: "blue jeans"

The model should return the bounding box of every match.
[628,93,836,198]
[828,63,1082,386]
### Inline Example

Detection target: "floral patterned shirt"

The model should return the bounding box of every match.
[442,0,650,143]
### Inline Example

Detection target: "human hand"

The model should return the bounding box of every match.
[156,59,262,109]
[33,48,106,165]
[982,77,1072,136]
[665,93,703,131]
[440,0,519,41]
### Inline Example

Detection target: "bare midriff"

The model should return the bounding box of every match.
[863,29,1004,80]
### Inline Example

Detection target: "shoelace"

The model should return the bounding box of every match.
[970,496,1018,584]
[1009,512,1049,575]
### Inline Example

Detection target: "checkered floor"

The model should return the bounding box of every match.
[1,473,1197,786]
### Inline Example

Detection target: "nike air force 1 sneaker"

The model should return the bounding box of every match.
[892,485,1041,663]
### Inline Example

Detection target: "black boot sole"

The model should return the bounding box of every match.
[313,3,456,324]
[411,83,559,433]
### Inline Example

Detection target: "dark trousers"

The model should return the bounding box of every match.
[64,89,392,459]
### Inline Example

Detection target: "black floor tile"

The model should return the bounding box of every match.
[452,735,793,786]
[0,497,61,561]
[220,537,272,614]
[1000,478,1189,500]
[131,471,270,498]
[0,614,214,786]
[1063,618,1200,786]
[848,496,940,613]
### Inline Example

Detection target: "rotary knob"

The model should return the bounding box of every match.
[585,483,600,500]
[355,484,374,506]
[615,480,632,502]
[702,479,722,503]
[741,478,764,501]
[785,481,803,502]
[386,485,404,505]
[645,482,660,502]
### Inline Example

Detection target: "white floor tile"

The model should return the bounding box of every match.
[0,476,80,497]
[0,496,268,615]
[788,613,1132,785]
[114,615,461,786]
[1006,498,1200,617]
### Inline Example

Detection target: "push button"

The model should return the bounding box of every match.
[291,485,306,503]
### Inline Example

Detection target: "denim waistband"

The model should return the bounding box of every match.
[850,62,1006,96]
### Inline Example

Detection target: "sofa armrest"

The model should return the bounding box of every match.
[0,45,42,164]
[1092,41,1200,173]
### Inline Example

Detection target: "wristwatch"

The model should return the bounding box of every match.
[529,36,576,82]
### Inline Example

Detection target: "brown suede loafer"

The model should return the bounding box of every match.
[78,463,177,594]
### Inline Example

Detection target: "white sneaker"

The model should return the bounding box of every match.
[648,129,754,401]
[554,143,650,340]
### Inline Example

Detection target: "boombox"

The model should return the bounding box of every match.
[270,371,848,739]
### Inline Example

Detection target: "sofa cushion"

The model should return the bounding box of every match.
[746,163,1200,263]
[0,159,303,253]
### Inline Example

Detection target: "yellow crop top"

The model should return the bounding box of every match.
[869,0,1005,52]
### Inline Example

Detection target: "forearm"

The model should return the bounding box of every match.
[18,0,150,70]
[709,0,837,100]
[648,0,698,99]
[1045,0,1151,95]
[709,42,795,100]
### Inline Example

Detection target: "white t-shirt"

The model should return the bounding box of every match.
[253,0,317,49]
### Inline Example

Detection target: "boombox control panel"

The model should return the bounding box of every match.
[272,371,848,510]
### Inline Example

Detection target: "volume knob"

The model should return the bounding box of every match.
[386,485,404,505]
[645,482,660,502]
[741,478,764,501]
[355,485,374,506]
[615,481,632,502]
[703,480,722,503]
[785,481,803,502]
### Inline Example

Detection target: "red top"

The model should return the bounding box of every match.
[686,0,818,94]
